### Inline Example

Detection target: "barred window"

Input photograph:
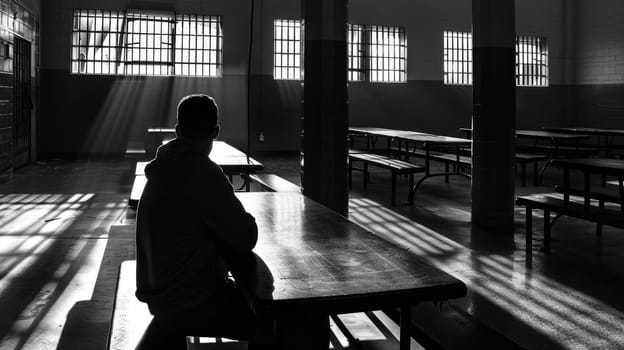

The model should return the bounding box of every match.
[347,24,365,82]
[516,36,548,87]
[273,22,407,83]
[443,31,472,85]
[71,9,223,77]
[71,10,125,75]
[366,25,406,83]
[175,15,222,77]
[273,19,302,80]
[122,12,174,76]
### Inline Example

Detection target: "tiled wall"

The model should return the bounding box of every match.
[573,0,624,84]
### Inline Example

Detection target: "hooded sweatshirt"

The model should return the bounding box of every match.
[135,138,258,316]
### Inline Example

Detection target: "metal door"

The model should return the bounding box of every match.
[13,36,31,168]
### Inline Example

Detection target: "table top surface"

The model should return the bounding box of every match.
[542,127,624,136]
[551,158,624,174]
[137,141,262,173]
[234,192,466,313]
[350,127,471,145]
[147,127,176,133]
[516,129,589,140]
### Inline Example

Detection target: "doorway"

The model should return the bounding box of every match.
[12,36,32,168]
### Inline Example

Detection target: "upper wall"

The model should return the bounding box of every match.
[39,0,569,154]
[21,0,40,15]
[348,0,567,134]
[565,0,624,128]
[572,0,624,84]
[40,0,302,154]
[350,0,566,84]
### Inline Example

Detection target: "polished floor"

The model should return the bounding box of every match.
[0,155,623,350]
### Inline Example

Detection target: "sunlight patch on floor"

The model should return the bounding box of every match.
[349,197,624,350]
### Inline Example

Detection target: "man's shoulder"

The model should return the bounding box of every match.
[183,155,226,181]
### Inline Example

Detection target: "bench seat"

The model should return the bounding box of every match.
[553,185,624,206]
[110,261,235,350]
[516,194,624,256]
[129,175,146,209]
[517,144,601,156]
[393,147,546,186]
[249,174,300,192]
[348,152,425,206]
[125,141,147,159]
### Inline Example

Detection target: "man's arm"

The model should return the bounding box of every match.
[190,165,258,252]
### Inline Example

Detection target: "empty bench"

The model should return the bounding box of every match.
[249,173,300,192]
[110,261,232,350]
[516,194,624,256]
[128,162,147,209]
[393,148,546,186]
[348,151,425,205]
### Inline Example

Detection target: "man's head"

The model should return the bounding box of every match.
[175,94,220,153]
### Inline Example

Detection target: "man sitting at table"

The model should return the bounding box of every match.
[135,94,268,349]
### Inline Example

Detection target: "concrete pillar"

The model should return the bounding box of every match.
[471,0,516,229]
[301,0,348,216]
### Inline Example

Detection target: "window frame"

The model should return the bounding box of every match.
[443,30,472,86]
[441,31,549,87]
[70,9,223,77]
[364,24,407,83]
[515,35,549,87]
[273,19,303,80]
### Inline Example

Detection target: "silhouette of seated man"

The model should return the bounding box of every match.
[135,94,268,349]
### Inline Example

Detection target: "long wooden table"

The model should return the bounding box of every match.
[130,141,263,206]
[234,192,467,350]
[543,127,624,156]
[349,127,472,203]
[542,127,624,137]
[551,158,624,210]
[137,140,262,178]
[515,129,589,143]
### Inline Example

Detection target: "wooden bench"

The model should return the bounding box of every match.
[516,194,624,256]
[110,261,234,350]
[128,162,147,209]
[393,148,546,186]
[553,185,624,236]
[129,175,146,209]
[389,147,470,184]
[249,173,300,192]
[125,141,147,160]
[553,185,624,207]
[109,261,153,350]
[348,152,426,205]
[517,144,601,157]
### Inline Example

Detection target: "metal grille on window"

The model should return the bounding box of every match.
[443,31,472,85]
[122,12,174,76]
[273,19,302,80]
[516,36,548,87]
[348,24,365,82]
[366,25,406,83]
[71,10,125,75]
[175,15,222,77]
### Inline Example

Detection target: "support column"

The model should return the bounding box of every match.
[471,0,516,229]
[301,0,348,216]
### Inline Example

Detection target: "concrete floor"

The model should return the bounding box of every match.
[0,155,623,350]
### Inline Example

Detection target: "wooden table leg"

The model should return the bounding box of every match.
[584,171,591,210]
[400,306,411,350]
[526,207,533,259]
[543,209,551,253]
[563,168,570,204]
